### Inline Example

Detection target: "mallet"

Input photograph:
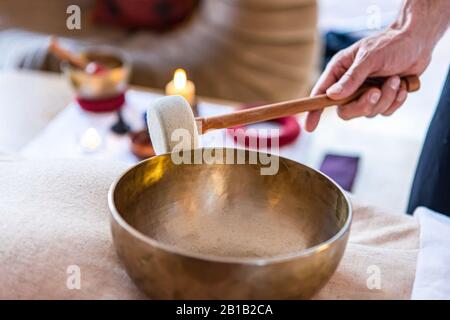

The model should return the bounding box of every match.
[147,75,420,154]
[49,37,107,74]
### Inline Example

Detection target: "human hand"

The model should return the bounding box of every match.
[305,26,434,132]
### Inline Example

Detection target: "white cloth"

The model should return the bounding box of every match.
[0,158,419,299]
[412,207,450,300]
[0,70,73,152]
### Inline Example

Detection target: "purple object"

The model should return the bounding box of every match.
[319,154,360,192]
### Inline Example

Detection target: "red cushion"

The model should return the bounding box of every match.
[93,0,198,31]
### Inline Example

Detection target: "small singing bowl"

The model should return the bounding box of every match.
[108,148,351,299]
[129,129,155,160]
[61,47,131,100]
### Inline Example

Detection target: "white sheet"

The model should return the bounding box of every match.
[412,207,450,299]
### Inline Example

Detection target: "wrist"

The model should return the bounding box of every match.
[390,0,448,55]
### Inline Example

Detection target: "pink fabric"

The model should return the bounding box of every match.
[92,0,198,31]
[228,116,301,148]
[76,92,125,113]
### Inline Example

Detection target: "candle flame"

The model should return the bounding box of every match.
[173,68,187,90]
[80,127,102,151]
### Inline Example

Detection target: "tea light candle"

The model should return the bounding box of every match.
[80,127,102,152]
[165,68,196,107]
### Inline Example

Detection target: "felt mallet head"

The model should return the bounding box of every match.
[146,95,199,155]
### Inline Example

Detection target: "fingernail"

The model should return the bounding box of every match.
[390,77,400,90]
[370,91,381,104]
[397,90,407,101]
[327,83,343,95]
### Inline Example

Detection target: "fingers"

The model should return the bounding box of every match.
[382,87,408,116]
[337,88,381,120]
[337,77,408,120]
[311,52,350,96]
[305,110,323,132]
[326,52,373,100]
[367,75,401,116]
[307,50,354,132]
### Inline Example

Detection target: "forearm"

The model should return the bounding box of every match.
[392,0,450,47]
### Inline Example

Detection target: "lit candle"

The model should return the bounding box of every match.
[80,127,102,152]
[165,68,196,107]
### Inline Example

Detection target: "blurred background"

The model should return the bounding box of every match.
[0,0,449,212]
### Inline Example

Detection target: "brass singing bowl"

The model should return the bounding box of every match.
[108,148,351,299]
[61,48,131,99]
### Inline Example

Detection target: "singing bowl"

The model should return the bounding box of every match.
[108,148,351,299]
[61,47,131,99]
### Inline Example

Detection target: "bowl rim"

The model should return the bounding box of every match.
[60,45,132,75]
[108,147,352,266]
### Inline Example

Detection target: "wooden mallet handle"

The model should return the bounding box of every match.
[49,37,89,69]
[197,75,420,133]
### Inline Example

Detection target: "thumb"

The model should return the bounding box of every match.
[326,54,372,100]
